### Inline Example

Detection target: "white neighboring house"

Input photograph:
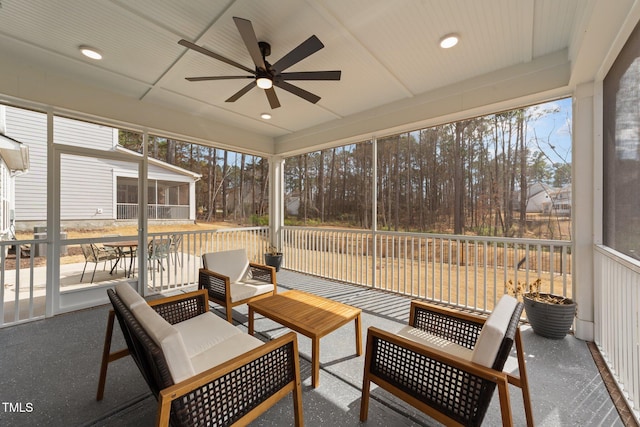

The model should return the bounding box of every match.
[514,182,554,213]
[513,182,572,216]
[513,182,573,216]
[542,184,572,216]
[0,131,30,239]
[4,106,201,231]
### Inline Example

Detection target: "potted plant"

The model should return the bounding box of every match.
[508,279,577,339]
[264,245,283,272]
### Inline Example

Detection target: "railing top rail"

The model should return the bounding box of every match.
[64,236,136,245]
[2,227,270,245]
[283,226,371,235]
[282,226,572,246]
[0,238,44,245]
[148,226,269,237]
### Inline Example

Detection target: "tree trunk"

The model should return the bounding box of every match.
[518,114,528,235]
[222,151,228,220]
[239,153,246,221]
[454,122,465,235]
[318,150,325,222]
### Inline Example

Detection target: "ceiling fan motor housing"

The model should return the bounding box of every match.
[258,41,271,57]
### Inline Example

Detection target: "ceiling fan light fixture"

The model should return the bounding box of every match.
[79,45,103,60]
[439,33,459,49]
[260,112,272,120]
[256,76,273,89]
[180,17,341,108]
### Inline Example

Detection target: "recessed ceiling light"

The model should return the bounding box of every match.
[79,45,103,60]
[439,34,459,49]
[260,113,272,120]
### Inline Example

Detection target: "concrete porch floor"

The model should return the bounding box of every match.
[0,270,626,426]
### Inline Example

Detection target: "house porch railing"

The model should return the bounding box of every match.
[594,245,640,420]
[282,226,573,314]
[145,227,270,294]
[1,226,573,325]
[2,226,638,420]
[117,203,189,220]
[0,227,271,328]
[1,238,42,326]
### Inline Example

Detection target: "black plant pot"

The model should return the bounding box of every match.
[523,293,576,339]
[264,253,283,272]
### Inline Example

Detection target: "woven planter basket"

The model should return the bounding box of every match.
[523,293,576,339]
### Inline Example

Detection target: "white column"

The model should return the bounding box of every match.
[371,138,377,289]
[189,181,196,221]
[572,82,596,341]
[46,108,58,316]
[268,156,285,250]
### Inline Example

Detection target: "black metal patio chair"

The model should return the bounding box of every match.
[80,243,120,282]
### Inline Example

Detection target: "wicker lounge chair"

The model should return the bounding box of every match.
[360,295,533,427]
[199,248,276,323]
[96,284,303,426]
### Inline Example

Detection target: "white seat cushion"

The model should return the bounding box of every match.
[190,333,263,376]
[202,249,250,284]
[471,294,518,367]
[132,303,195,383]
[129,293,269,385]
[230,281,274,303]
[173,312,243,358]
[397,325,473,361]
[115,283,145,310]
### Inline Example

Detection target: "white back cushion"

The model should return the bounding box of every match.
[202,249,250,283]
[471,295,518,367]
[133,303,196,383]
[115,283,145,310]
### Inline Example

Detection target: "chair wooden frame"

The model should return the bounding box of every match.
[97,288,303,427]
[360,300,534,427]
[198,264,277,323]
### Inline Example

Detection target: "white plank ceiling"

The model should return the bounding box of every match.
[0,0,633,155]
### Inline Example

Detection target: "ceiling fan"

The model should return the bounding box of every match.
[178,16,341,109]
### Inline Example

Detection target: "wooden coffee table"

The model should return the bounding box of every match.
[248,290,362,388]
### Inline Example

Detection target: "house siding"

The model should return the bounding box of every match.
[7,107,47,223]
[55,116,118,221]
[147,163,194,182]
[54,115,115,151]
[60,154,116,220]
[7,107,198,228]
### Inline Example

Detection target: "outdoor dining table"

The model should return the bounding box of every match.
[103,240,139,278]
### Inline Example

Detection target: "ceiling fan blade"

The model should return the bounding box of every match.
[274,80,321,104]
[265,87,281,109]
[280,71,341,81]
[186,76,254,82]
[226,82,255,102]
[272,35,324,72]
[233,17,267,70]
[178,39,254,74]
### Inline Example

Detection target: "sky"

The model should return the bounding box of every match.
[527,97,572,165]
